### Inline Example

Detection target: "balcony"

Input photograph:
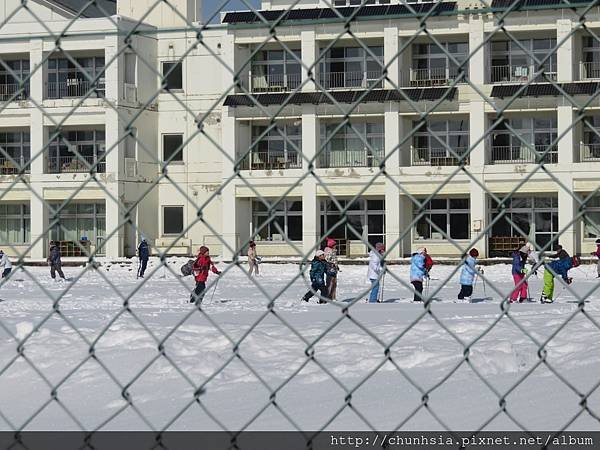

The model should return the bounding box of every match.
[319,148,384,168]
[47,155,106,174]
[0,83,30,102]
[46,79,105,99]
[490,145,557,164]
[412,147,468,166]
[238,151,301,170]
[579,62,600,80]
[489,65,557,84]
[317,71,383,90]
[248,73,301,92]
[0,157,30,174]
[580,143,600,162]
[403,67,465,87]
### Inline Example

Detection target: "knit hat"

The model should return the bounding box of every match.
[375,242,385,252]
[469,248,479,257]
[315,250,325,257]
[198,246,209,255]
[326,238,336,248]
[596,239,600,245]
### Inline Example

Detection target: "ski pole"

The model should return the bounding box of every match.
[378,273,385,303]
[205,276,221,305]
[482,277,487,298]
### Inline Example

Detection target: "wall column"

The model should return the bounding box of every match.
[558,105,574,164]
[558,176,577,255]
[557,19,574,82]
[384,103,400,258]
[469,100,487,257]
[301,31,317,91]
[384,27,399,89]
[302,104,319,256]
[468,16,485,85]
[221,106,238,261]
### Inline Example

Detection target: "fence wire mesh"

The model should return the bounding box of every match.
[0,0,600,445]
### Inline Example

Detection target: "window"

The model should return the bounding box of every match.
[245,123,301,169]
[319,46,383,89]
[49,202,105,249]
[411,42,468,83]
[583,36,600,79]
[490,117,557,164]
[320,120,384,168]
[0,203,30,244]
[491,196,558,249]
[47,129,105,173]
[320,197,385,247]
[163,134,184,162]
[162,61,183,90]
[489,38,556,82]
[253,200,302,241]
[251,49,301,91]
[581,116,600,161]
[0,131,30,173]
[414,198,470,240]
[124,128,137,159]
[163,206,184,235]
[583,195,600,239]
[124,53,136,85]
[0,59,29,100]
[412,119,469,164]
[47,56,105,98]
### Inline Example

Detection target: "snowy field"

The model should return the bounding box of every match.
[1,260,600,432]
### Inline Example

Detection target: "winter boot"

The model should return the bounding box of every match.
[540,294,553,304]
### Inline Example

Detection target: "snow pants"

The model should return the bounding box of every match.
[411,280,423,302]
[326,274,337,300]
[1,268,11,278]
[190,281,206,303]
[458,284,473,300]
[510,273,528,302]
[50,263,65,280]
[542,270,555,300]
[302,281,328,303]
[138,259,148,278]
[369,278,380,303]
[597,259,600,276]
[249,259,259,276]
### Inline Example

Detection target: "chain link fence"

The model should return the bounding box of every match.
[0,0,600,445]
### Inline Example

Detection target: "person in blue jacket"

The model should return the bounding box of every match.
[137,238,150,278]
[410,247,428,302]
[541,255,580,303]
[458,248,482,301]
[301,250,329,304]
[47,241,66,280]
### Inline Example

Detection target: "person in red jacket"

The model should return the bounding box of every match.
[424,248,434,278]
[190,246,221,303]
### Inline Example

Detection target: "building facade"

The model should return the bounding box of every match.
[0,0,599,259]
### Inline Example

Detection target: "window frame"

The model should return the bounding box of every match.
[0,131,31,170]
[49,202,105,249]
[161,61,183,91]
[162,133,184,163]
[413,198,471,241]
[252,199,303,242]
[0,203,30,244]
[320,119,385,168]
[162,205,185,236]
[320,197,385,247]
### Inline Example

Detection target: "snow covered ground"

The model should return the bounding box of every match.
[1,260,600,432]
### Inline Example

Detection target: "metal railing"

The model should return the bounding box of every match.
[47,155,106,173]
[46,79,105,99]
[403,67,466,87]
[319,148,384,168]
[490,145,558,164]
[317,71,383,89]
[579,61,600,80]
[238,151,302,170]
[489,64,557,83]
[411,147,469,166]
[0,156,30,174]
[580,142,600,161]
[0,82,30,101]
[248,73,302,92]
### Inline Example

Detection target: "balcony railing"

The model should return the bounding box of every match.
[249,73,302,92]
[0,157,30,174]
[47,155,106,173]
[412,147,469,166]
[579,62,600,80]
[317,71,383,90]
[0,83,30,101]
[46,79,105,99]
[489,65,557,84]
[238,151,302,170]
[403,67,466,87]
[490,145,557,164]
[319,148,384,168]
[580,143,600,162]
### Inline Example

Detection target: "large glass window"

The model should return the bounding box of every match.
[0,203,30,244]
[412,119,469,165]
[251,49,301,91]
[583,195,600,239]
[489,39,556,83]
[243,123,301,169]
[50,202,105,247]
[490,117,557,164]
[319,46,383,89]
[581,36,600,79]
[320,120,384,168]
[47,129,105,173]
[414,198,470,240]
[0,131,30,174]
[47,56,105,98]
[411,42,468,85]
[162,61,183,90]
[163,134,184,162]
[163,206,184,235]
[491,196,559,249]
[0,59,29,101]
[581,116,600,161]
[253,200,302,241]
[320,198,385,247]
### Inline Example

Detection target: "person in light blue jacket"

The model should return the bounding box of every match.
[410,248,427,302]
[458,248,482,301]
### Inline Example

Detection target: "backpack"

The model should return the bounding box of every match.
[180,259,195,276]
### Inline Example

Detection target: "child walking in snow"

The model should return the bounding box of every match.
[410,248,429,302]
[0,250,12,279]
[301,250,329,304]
[458,248,482,301]
[367,242,385,303]
[591,239,600,278]
[190,246,221,303]
[510,245,532,303]
[324,238,339,300]
[248,241,259,276]
[540,255,580,303]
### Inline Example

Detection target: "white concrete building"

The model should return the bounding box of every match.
[0,0,599,260]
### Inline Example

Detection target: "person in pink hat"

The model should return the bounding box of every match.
[323,238,339,300]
